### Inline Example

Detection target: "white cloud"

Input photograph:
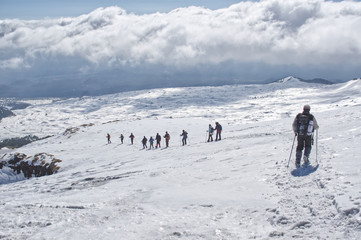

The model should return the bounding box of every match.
[0,0,361,97]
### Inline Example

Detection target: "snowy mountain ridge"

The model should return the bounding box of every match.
[274,76,334,85]
[0,79,361,239]
[274,76,301,83]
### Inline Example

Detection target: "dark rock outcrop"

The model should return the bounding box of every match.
[0,153,61,179]
[0,135,45,149]
[6,102,31,110]
[0,106,15,120]
[63,123,94,138]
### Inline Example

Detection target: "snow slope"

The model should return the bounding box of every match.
[1,78,361,239]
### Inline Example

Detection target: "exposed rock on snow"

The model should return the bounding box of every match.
[63,123,95,138]
[0,135,42,149]
[0,153,61,182]
[0,106,15,120]
[6,102,31,110]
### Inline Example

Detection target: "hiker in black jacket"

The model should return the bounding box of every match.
[292,105,319,167]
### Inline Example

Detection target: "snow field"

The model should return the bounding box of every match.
[1,78,361,239]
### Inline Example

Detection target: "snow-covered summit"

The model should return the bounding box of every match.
[275,76,301,83]
[274,76,334,85]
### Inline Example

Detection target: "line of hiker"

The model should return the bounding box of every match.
[105,129,192,149]
[141,132,167,149]
[105,122,223,149]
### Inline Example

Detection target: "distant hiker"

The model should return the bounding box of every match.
[180,130,188,146]
[155,133,161,148]
[120,134,124,144]
[141,137,147,149]
[129,133,135,145]
[208,124,214,142]
[164,131,170,148]
[215,122,222,141]
[149,136,154,149]
[106,133,111,144]
[292,105,319,167]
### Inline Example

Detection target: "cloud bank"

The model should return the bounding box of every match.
[1,0,361,97]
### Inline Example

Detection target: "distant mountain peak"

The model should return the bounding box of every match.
[274,76,333,85]
[275,76,301,83]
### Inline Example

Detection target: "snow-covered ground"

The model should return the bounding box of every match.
[1,77,361,239]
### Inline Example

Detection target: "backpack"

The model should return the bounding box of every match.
[297,114,314,136]
[209,127,214,134]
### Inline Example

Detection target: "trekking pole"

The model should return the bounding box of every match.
[287,134,297,167]
[205,131,208,142]
[316,129,319,164]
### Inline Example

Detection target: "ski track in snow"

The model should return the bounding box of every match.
[1,78,361,239]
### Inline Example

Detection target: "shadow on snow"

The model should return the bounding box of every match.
[291,164,319,177]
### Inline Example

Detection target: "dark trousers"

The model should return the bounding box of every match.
[297,135,312,151]
[296,135,312,163]
[216,131,221,141]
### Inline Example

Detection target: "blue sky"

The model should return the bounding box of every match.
[0,0,353,19]
[1,0,250,19]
